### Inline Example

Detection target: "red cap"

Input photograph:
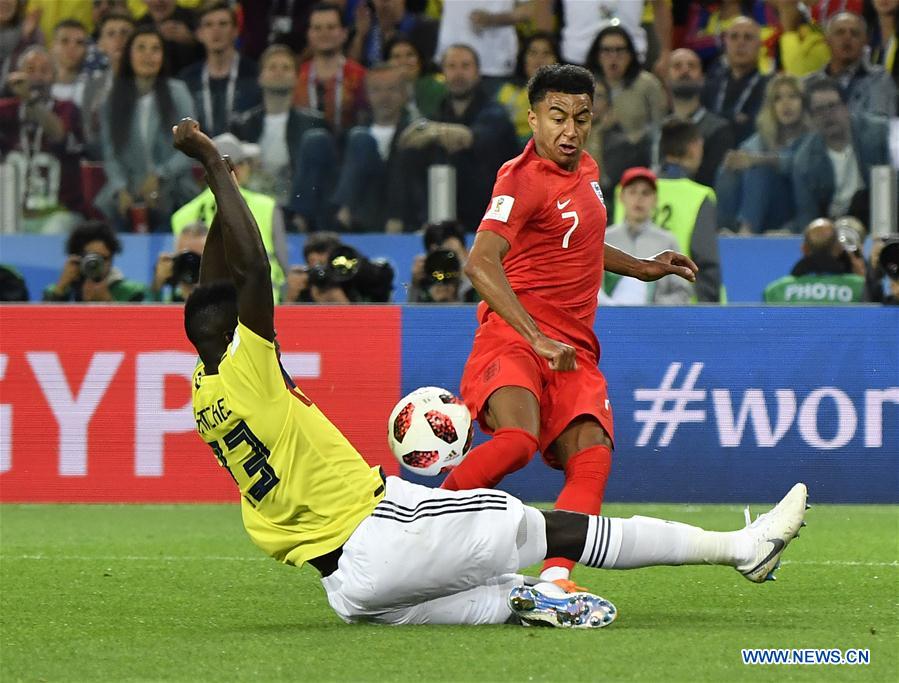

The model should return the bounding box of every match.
[620,166,657,190]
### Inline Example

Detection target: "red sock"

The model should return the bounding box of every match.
[441,428,538,490]
[543,445,613,574]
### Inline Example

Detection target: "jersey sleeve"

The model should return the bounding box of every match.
[221,321,285,402]
[477,164,544,245]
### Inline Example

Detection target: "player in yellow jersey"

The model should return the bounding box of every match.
[175,118,808,627]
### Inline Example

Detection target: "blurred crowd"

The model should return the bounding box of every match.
[0,0,897,305]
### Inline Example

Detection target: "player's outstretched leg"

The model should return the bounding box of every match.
[540,483,808,582]
[508,581,617,629]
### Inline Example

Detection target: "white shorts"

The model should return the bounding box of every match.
[321,476,547,625]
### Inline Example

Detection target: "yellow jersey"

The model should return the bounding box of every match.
[191,321,385,566]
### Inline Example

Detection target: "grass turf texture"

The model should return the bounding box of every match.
[1,503,896,682]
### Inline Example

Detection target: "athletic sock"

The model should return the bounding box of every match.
[578,515,753,569]
[441,428,538,491]
[542,445,612,578]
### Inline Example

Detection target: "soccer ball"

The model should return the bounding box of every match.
[387,386,474,476]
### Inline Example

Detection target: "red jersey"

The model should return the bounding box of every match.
[292,58,368,132]
[478,138,607,334]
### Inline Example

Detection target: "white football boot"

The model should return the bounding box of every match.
[737,482,809,583]
[508,582,617,629]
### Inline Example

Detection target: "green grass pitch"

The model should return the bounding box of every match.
[1,502,897,682]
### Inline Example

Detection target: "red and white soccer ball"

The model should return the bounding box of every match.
[387,386,474,476]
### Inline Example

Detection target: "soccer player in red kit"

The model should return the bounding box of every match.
[441,64,699,591]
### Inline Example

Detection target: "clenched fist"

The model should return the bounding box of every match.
[172,118,218,165]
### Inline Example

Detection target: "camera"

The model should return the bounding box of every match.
[80,253,106,282]
[324,245,394,302]
[879,239,899,281]
[169,251,202,286]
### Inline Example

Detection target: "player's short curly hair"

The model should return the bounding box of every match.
[65,221,121,257]
[527,64,595,107]
[184,281,238,351]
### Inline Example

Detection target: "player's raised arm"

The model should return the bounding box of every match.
[173,118,274,341]
[467,231,577,371]
[198,214,229,285]
[603,242,698,284]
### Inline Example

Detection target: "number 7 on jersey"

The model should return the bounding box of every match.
[561,210,579,249]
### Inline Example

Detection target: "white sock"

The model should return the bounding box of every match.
[539,566,570,583]
[579,515,753,569]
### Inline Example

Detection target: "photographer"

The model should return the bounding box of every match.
[287,243,395,304]
[416,249,473,304]
[148,222,206,303]
[873,239,899,306]
[42,220,146,302]
[763,217,866,304]
[407,220,475,303]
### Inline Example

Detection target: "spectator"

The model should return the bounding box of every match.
[434,0,527,94]
[230,43,329,213]
[716,74,810,233]
[0,44,83,234]
[768,0,830,76]
[95,27,197,232]
[385,35,446,119]
[804,11,897,117]
[763,217,866,302]
[586,26,667,153]
[681,0,756,70]
[558,0,673,75]
[148,221,206,303]
[604,167,692,305]
[171,133,287,300]
[240,0,312,61]
[701,16,770,144]
[349,0,435,68]
[292,1,367,135]
[407,219,475,302]
[398,43,518,232]
[1,0,44,96]
[333,63,415,232]
[88,0,128,40]
[177,2,261,138]
[865,0,898,87]
[82,1,129,76]
[667,47,735,187]
[585,78,651,217]
[42,220,146,302]
[22,0,92,49]
[80,10,134,158]
[135,0,202,75]
[617,118,721,302]
[793,77,891,227]
[496,31,559,149]
[49,18,88,106]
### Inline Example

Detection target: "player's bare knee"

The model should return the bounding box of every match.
[552,417,612,465]
[484,387,541,437]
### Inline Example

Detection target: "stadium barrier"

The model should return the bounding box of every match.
[0,305,896,504]
[2,233,810,303]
